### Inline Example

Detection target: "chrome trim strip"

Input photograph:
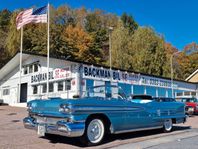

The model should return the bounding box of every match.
[114,126,163,134]
[72,106,145,113]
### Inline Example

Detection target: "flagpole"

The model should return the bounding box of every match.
[18,27,23,103]
[46,3,50,98]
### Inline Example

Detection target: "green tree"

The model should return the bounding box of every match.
[85,12,108,63]
[121,13,138,34]
[130,27,166,76]
[0,9,12,68]
[5,11,20,56]
[0,9,11,29]
[111,21,133,70]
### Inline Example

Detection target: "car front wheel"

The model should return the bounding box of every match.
[81,118,105,146]
[163,119,173,132]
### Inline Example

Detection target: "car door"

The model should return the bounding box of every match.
[124,100,155,130]
[106,98,130,132]
[146,101,165,127]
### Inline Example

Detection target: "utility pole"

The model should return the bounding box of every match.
[170,51,181,98]
[108,27,113,82]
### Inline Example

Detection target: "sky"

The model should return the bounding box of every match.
[0,0,198,50]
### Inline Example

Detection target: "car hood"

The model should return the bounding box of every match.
[27,97,124,116]
[28,98,72,117]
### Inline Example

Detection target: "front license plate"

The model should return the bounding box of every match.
[37,124,46,136]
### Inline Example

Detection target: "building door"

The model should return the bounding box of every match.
[20,83,27,103]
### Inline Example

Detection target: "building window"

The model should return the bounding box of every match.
[42,84,47,93]
[23,63,39,75]
[184,91,190,96]
[191,92,196,96]
[49,83,54,92]
[65,80,71,90]
[58,81,64,91]
[24,67,28,75]
[34,64,38,72]
[3,88,10,96]
[176,92,183,96]
[32,86,38,94]
[29,65,33,73]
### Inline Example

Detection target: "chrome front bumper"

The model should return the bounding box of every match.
[23,117,85,137]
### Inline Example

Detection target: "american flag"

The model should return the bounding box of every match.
[16,6,47,30]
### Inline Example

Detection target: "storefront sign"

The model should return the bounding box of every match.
[83,65,139,83]
[140,76,173,88]
[53,67,70,79]
[83,66,120,80]
[83,65,177,88]
[31,67,71,84]
[31,71,54,83]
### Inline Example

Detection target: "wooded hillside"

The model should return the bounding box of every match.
[0,5,197,80]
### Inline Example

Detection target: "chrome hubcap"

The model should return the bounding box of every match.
[87,119,104,143]
[164,119,172,131]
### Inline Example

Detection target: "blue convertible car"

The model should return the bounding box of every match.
[23,85,186,146]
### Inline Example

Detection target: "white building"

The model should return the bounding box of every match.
[0,52,197,105]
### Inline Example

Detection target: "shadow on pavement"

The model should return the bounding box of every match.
[41,125,191,147]
[7,113,17,116]
[42,134,85,147]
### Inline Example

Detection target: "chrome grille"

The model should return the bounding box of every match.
[33,116,66,125]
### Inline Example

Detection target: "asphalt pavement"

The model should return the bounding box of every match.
[0,105,198,149]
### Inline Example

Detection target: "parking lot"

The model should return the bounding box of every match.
[0,105,198,149]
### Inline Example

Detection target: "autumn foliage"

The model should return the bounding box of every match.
[0,5,197,80]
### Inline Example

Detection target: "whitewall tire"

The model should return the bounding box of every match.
[163,119,173,132]
[81,118,105,146]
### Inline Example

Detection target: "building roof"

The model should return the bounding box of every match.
[185,69,198,82]
[0,51,196,85]
[0,53,30,80]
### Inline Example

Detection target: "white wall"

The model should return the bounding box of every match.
[0,55,80,104]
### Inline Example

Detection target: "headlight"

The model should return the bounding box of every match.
[59,104,72,113]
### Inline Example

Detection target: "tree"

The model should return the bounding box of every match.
[62,25,95,61]
[85,12,102,33]
[121,13,138,34]
[110,21,133,70]
[183,42,198,55]
[84,11,108,63]
[54,5,75,26]
[181,42,198,79]
[0,9,12,68]
[5,11,20,56]
[0,9,11,29]
[130,27,166,76]
[75,7,88,28]
[163,43,178,78]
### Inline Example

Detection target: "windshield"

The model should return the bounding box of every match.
[83,85,127,100]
